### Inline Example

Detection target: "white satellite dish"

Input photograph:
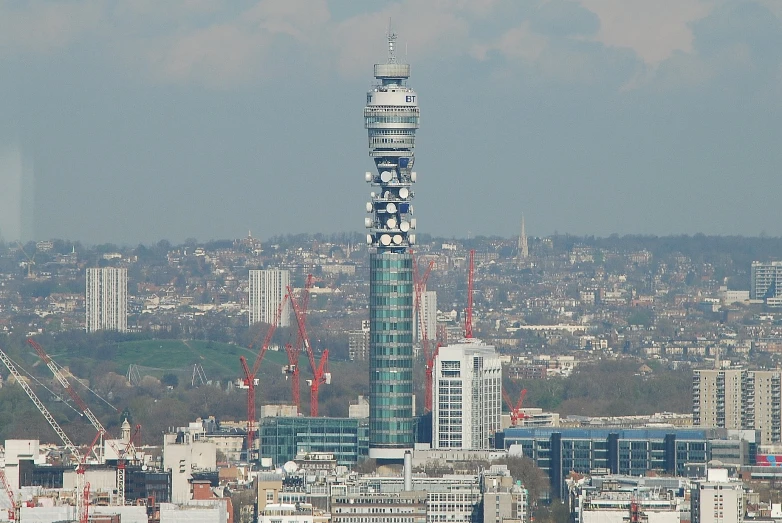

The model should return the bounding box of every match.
[400,221,410,232]
[387,218,397,229]
[393,234,403,245]
[380,171,393,183]
[366,202,373,213]
[399,187,409,199]
[364,217,373,228]
[411,171,417,182]
[365,172,372,182]
[366,234,373,245]
[370,191,376,198]
[283,461,299,473]
[386,203,397,213]
[380,234,392,246]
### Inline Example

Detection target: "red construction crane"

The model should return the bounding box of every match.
[307,350,329,418]
[0,469,17,521]
[502,388,528,426]
[412,251,436,412]
[283,275,314,411]
[239,293,289,453]
[80,482,90,523]
[465,249,475,338]
[288,285,331,417]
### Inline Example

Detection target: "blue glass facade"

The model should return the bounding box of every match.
[497,427,750,498]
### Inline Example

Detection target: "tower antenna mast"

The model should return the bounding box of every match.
[387,20,398,63]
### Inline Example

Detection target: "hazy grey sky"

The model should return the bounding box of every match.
[2,0,781,244]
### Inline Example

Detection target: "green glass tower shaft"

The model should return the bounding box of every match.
[369,252,414,456]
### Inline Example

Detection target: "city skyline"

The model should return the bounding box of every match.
[2,1,782,244]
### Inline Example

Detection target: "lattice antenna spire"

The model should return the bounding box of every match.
[387,19,398,63]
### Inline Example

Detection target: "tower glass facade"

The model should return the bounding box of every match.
[369,252,414,454]
[364,32,419,459]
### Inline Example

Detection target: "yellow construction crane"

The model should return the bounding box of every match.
[16,241,36,279]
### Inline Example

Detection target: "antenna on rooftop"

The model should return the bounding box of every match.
[387,18,398,64]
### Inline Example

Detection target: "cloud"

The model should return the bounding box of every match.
[576,0,713,65]
[3,0,773,93]
[0,0,103,56]
[142,24,270,88]
[126,0,330,88]
[471,21,548,63]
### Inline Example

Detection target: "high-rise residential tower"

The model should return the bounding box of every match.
[248,269,291,327]
[693,368,782,444]
[518,215,528,263]
[86,267,128,332]
[363,31,420,460]
[414,290,437,344]
[751,261,782,306]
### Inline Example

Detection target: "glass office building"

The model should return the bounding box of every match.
[497,427,757,498]
[260,417,369,467]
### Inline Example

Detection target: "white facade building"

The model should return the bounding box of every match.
[414,290,437,343]
[85,267,128,332]
[162,429,217,504]
[258,503,314,523]
[433,340,502,449]
[691,469,743,523]
[751,261,782,306]
[248,269,290,327]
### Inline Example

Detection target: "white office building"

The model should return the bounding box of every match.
[248,269,290,327]
[433,339,502,449]
[414,290,437,343]
[86,267,128,332]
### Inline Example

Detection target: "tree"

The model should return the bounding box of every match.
[493,455,548,503]
[352,458,378,474]
[535,499,570,523]
[161,373,179,389]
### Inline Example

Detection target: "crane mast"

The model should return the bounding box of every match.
[465,249,475,338]
[27,338,107,462]
[0,469,18,521]
[0,347,82,462]
[288,285,330,417]
[412,252,436,412]
[0,346,90,519]
[284,275,314,411]
[241,293,289,454]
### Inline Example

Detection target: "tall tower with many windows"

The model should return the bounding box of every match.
[248,269,291,327]
[86,267,128,332]
[432,341,503,450]
[363,30,420,460]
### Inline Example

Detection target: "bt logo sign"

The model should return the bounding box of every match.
[405,95,416,103]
